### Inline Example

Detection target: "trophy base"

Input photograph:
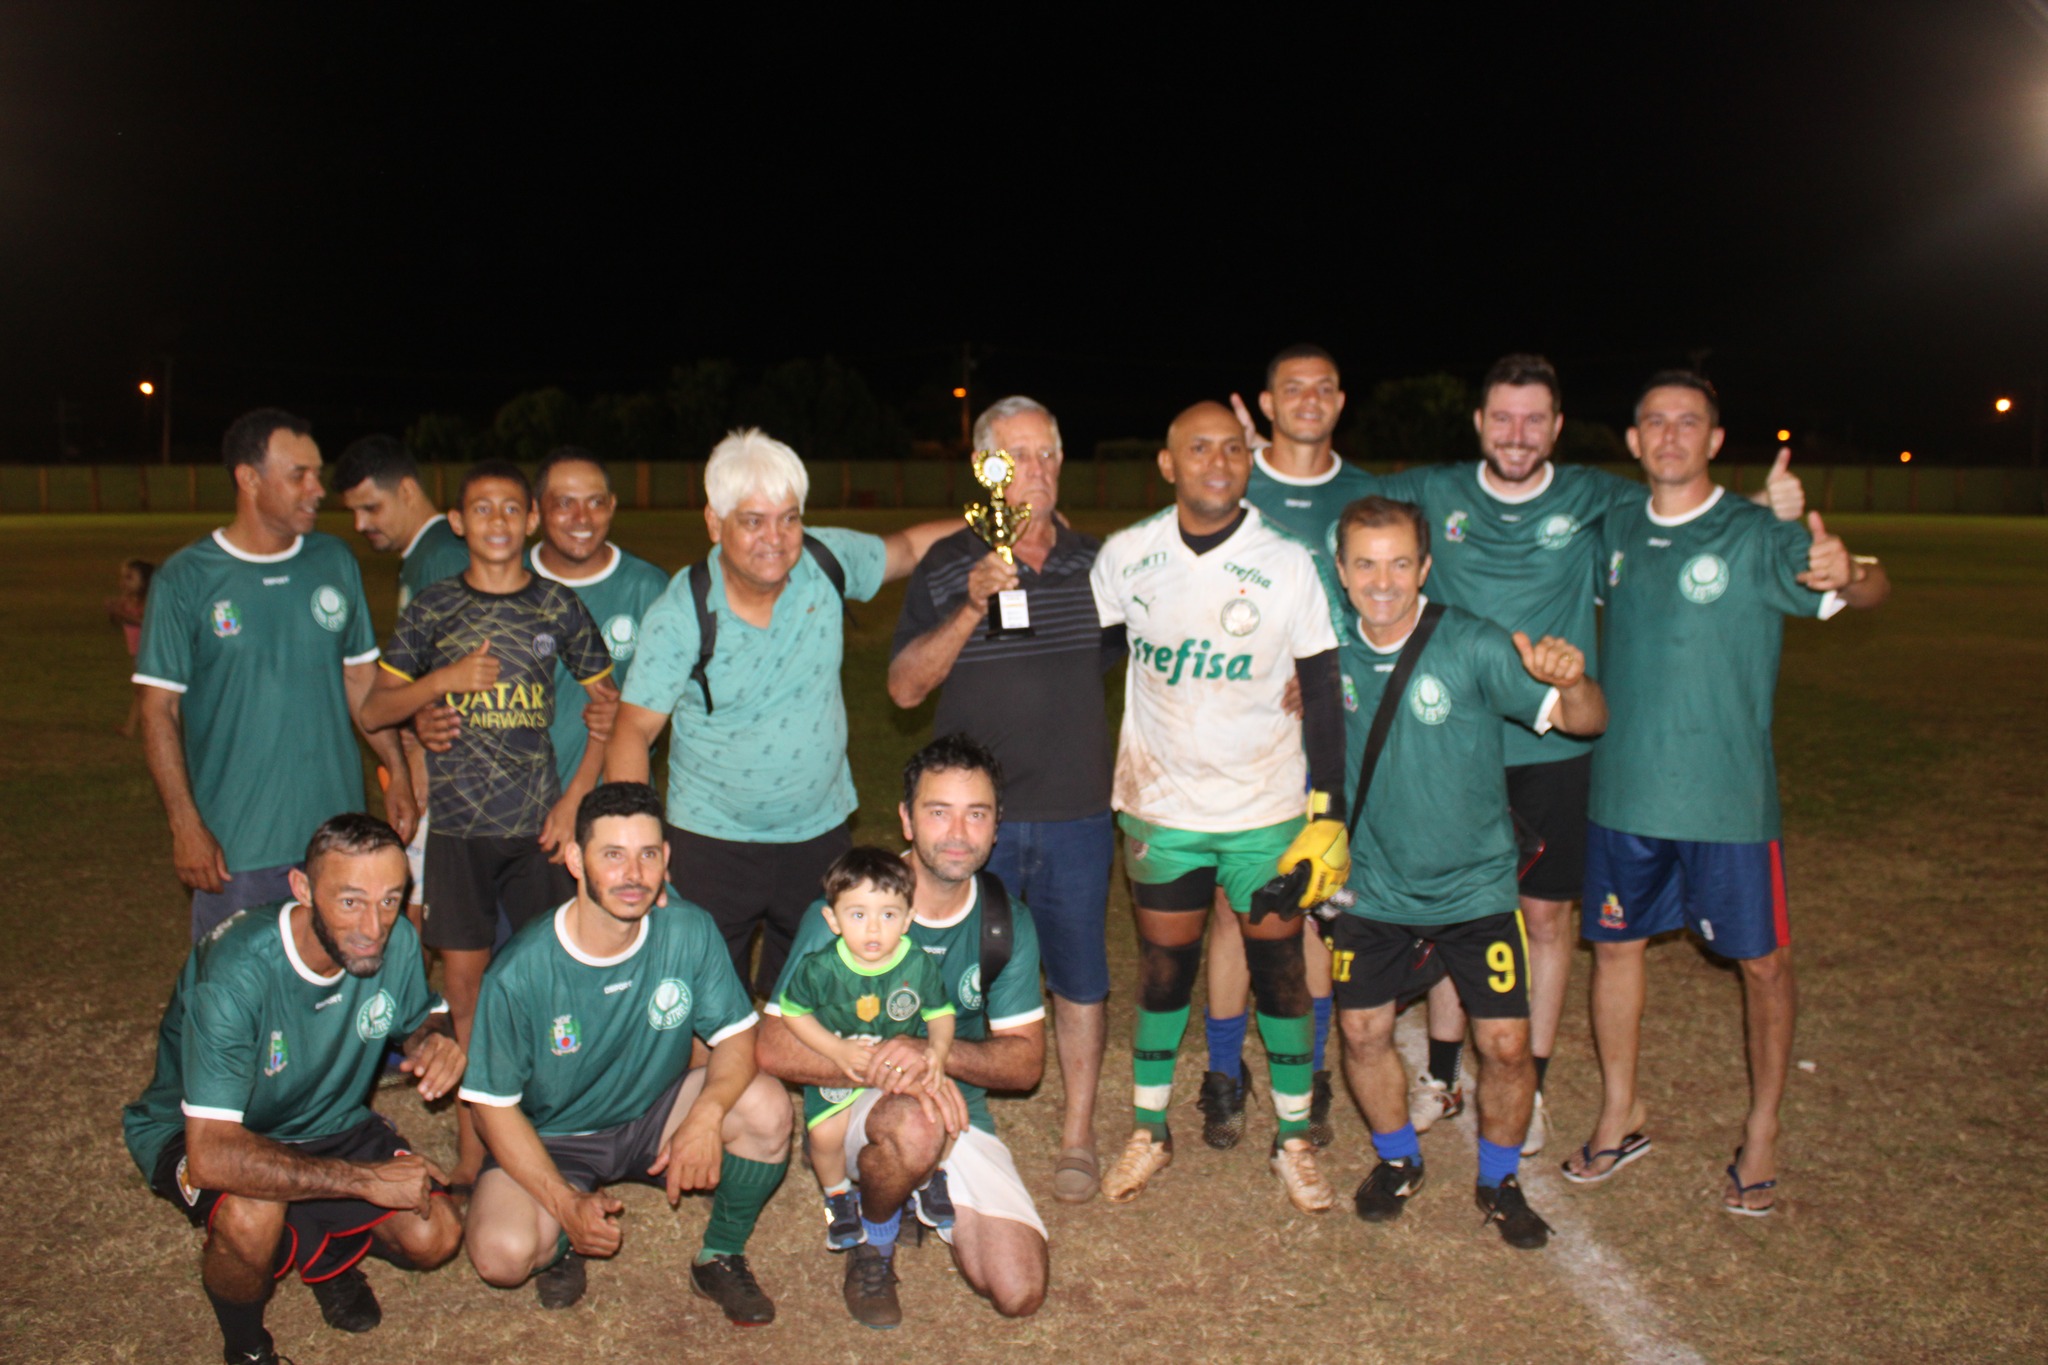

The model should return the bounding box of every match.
[986,588,1034,639]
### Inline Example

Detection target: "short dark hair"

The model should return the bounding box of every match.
[1634,370,1721,426]
[1479,353,1562,411]
[575,781,666,847]
[333,434,420,495]
[1265,343,1340,392]
[124,558,155,597]
[1336,495,1432,564]
[900,732,1004,816]
[222,408,312,472]
[456,458,533,508]
[535,445,611,498]
[304,811,405,872]
[822,845,916,907]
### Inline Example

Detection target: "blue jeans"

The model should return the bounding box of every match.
[984,810,1114,1004]
[190,862,297,941]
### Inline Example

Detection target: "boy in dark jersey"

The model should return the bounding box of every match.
[778,846,955,1249]
[363,460,618,1186]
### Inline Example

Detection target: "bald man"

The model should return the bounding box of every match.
[1089,402,1353,1215]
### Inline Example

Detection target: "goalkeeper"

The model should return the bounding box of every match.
[1087,400,1354,1215]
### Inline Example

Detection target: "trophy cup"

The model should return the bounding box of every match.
[964,448,1035,637]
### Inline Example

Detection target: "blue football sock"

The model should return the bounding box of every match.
[1311,995,1332,1072]
[861,1206,902,1254]
[1372,1123,1421,1164]
[1206,1011,1247,1080]
[1476,1136,1521,1189]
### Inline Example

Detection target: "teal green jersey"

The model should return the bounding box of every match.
[767,877,1044,1134]
[529,543,671,785]
[1590,487,1839,843]
[1245,449,1380,626]
[1376,462,1637,767]
[1337,605,1558,926]
[122,902,440,1175]
[777,937,954,1127]
[133,531,380,871]
[622,526,888,842]
[460,896,757,1137]
[398,515,470,612]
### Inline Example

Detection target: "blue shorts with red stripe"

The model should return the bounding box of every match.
[1581,823,1789,961]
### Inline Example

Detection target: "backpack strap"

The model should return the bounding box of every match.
[1347,601,1446,842]
[687,560,717,715]
[687,537,849,716]
[976,868,1013,995]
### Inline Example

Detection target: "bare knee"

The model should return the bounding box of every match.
[207,1194,286,1265]
[466,1221,541,1288]
[1738,946,1794,989]
[1337,1006,1395,1057]
[863,1095,943,1170]
[724,1073,794,1161]
[1473,1020,1532,1069]
[393,1200,464,1270]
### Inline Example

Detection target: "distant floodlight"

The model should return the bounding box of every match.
[1995,396,2014,413]
[139,381,155,396]
[952,387,967,399]
[1900,451,1912,463]
[1776,428,1790,442]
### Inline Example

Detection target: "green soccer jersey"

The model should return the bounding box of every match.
[1245,449,1379,625]
[1590,487,1838,844]
[1337,605,1558,926]
[1376,461,1638,767]
[529,543,671,786]
[777,937,954,1127]
[133,531,380,872]
[767,877,1044,1135]
[380,576,615,838]
[122,902,440,1175]
[460,897,758,1137]
[397,515,470,612]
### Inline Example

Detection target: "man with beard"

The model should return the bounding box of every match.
[758,734,1048,1328]
[461,782,791,1323]
[136,409,417,939]
[122,813,465,1365]
[1369,356,1803,1151]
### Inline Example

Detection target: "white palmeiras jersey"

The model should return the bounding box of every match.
[1091,504,1337,831]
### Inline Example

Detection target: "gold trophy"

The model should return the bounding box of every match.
[964,448,1035,637]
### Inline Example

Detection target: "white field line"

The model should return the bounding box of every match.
[1392,1011,1706,1365]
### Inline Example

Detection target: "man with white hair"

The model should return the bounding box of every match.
[888,395,1123,1204]
[607,429,958,995]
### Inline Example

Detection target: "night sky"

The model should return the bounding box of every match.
[5,2,2047,464]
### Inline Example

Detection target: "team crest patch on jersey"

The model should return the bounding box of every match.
[531,632,558,660]
[1341,674,1359,712]
[821,1085,856,1104]
[1219,597,1262,637]
[210,600,242,638]
[1408,673,1452,725]
[355,990,396,1041]
[856,994,881,1023]
[1679,554,1730,604]
[956,965,984,1013]
[1599,893,1626,930]
[1538,514,1579,550]
[603,614,638,660]
[264,1030,288,1077]
[310,584,349,632]
[1608,550,1625,586]
[550,1014,582,1055]
[646,979,692,1030]
[1444,510,1469,543]
[886,986,922,1022]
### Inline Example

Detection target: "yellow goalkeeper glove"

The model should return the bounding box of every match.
[1279,791,1350,908]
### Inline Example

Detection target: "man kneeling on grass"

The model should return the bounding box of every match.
[459,782,791,1324]
[122,814,465,1365]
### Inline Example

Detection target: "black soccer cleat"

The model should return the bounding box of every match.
[1354,1157,1426,1223]
[842,1244,901,1329]
[692,1252,776,1325]
[1307,1069,1336,1149]
[1476,1175,1553,1250]
[309,1265,381,1333]
[536,1251,587,1309]
[1197,1069,1249,1150]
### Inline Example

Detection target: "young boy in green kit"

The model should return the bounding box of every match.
[777,846,956,1250]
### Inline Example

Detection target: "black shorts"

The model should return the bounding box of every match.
[1326,910,1531,1019]
[422,831,573,951]
[1506,753,1591,902]
[666,821,851,997]
[148,1114,442,1283]
[481,1070,691,1193]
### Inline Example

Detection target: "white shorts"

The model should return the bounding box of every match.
[839,1088,1047,1243]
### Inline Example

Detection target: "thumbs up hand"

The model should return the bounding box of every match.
[1798,511,1853,591]
[1763,446,1805,521]
[439,637,501,694]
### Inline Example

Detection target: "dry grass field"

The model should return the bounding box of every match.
[1,507,2043,1364]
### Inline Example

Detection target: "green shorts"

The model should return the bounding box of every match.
[1117,814,1303,913]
